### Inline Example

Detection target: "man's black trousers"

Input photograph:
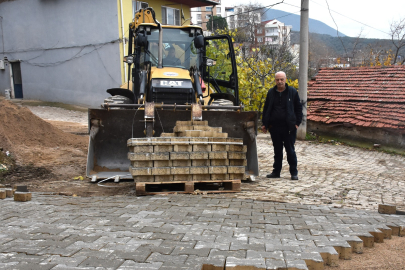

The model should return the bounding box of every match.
[269,126,298,176]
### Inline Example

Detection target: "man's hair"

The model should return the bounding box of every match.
[275,71,286,78]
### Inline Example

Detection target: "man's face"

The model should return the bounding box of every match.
[168,49,175,57]
[275,74,286,88]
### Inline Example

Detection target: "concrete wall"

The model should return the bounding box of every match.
[0,0,122,107]
[308,121,405,148]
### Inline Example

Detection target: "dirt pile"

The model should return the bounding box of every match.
[0,99,87,166]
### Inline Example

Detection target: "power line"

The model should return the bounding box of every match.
[289,0,391,36]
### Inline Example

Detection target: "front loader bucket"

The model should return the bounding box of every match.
[86,108,259,180]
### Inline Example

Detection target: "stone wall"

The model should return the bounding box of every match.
[308,121,405,148]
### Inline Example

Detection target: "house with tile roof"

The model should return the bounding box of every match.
[307,65,405,147]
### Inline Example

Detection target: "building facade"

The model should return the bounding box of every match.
[0,0,218,107]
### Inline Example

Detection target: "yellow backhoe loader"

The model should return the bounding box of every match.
[86,7,259,182]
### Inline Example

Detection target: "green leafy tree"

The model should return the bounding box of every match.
[206,16,228,32]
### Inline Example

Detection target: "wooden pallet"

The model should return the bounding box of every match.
[135,180,241,196]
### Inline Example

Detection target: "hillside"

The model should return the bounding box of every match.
[262,8,346,37]
[291,31,404,57]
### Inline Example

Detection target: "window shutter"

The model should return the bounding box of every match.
[175,9,180,25]
[161,7,167,24]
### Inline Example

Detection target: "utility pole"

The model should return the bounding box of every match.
[211,5,214,34]
[297,0,308,140]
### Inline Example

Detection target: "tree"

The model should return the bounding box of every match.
[390,17,405,65]
[215,29,298,120]
[206,16,228,32]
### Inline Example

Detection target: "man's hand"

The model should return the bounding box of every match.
[295,125,298,129]
[261,125,267,134]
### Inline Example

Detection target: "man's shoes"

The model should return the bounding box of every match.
[266,173,280,178]
[291,175,299,180]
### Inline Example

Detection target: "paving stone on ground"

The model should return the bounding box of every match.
[1,194,405,269]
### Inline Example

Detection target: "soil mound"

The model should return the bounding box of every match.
[0,99,87,165]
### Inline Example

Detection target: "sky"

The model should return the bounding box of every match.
[218,0,404,39]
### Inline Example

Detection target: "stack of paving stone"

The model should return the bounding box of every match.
[127,120,247,183]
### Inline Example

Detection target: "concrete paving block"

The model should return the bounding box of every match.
[130,167,152,176]
[193,174,211,181]
[228,152,246,160]
[368,229,384,243]
[226,257,266,270]
[265,258,287,270]
[285,259,309,270]
[170,152,190,160]
[210,174,229,180]
[173,174,193,181]
[190,166,209,175]
[154,160,172,167]
[211,159,229,166]
[192,120,208,126]
[229,144,247,152]
[190,152,209,160]
[14,192,32,202]
[211,144,229,152]
[151,167,171,175]
[229,174,245,180]
[209,151,228,160]
[378,204,396,214]
[193,125,212,131]
[209,137,227,143]
[192,160,210,166]
[116,261,163,270]
[209,166,228,174]
[174,125,193,132]
[193,144,211,152]
[160,133,175,137]
[176,120,193,126]
[173,144,192,152]
[171,167,190,175]
[151,137,172,144]
[230,159,247,166]
[132,160,154,168]
[399,226,405,237]
[0,190,5,199]
[151,152,170,160]
[129,145,153,153]
[213,132,228,138]
[5,188,13,198]
[304,246,339,267]
[353,232,374,248]
[154,145,173,153]
[134,176,154,182]
[227,137,243,143]
[387,225,400,236]
[185,130,201,137]
[128,152,151,161]
[228,166,245,174]
[155,175,174,182]
[186,255,225,270]
[172,160,191,167]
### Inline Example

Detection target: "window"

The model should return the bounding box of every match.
[257,28,262,34]
[230,15,234,22]
[206,7,212,11]
[196,7,201,11]
[197,14,201,20]
[132,1,148,17]
[257,37,263,42]
[216,7,221,14]
[162,6,180,25]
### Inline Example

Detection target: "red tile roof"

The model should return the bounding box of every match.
[307,66,405,132]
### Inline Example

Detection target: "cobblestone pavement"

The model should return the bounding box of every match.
[1,194,405,270]
[236,135,405,211]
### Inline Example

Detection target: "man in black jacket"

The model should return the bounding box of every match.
[261,71,303,180]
